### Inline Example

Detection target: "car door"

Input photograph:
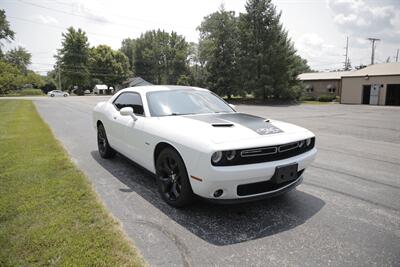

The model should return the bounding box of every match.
[111,92,145,162]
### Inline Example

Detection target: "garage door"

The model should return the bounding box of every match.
[386,84,400,106]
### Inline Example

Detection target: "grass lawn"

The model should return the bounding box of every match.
[0,100,146,266]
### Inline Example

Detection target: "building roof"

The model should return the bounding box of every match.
[94,84,108,90]
[342,63,400,77]
[123,77,152,87]
[298,71,352,81]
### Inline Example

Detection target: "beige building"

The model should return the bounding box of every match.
[341,63,400,106]
[298,71,351,98]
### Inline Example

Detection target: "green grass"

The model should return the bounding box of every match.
[0,100,146,266]
[1,89,45,97]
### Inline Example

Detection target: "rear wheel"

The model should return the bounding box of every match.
[155,148,194,207]
[97,123,116,158]
[50,94,54,97]
[63,94,68,97]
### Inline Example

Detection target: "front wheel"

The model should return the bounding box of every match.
[97,123,116,158]
[63,94,68,97]
[50,94,54,97]
[156,148,194,207]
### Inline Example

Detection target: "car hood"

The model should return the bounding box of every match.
[156,113,311,144]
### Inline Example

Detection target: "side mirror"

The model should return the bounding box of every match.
[229,104,236,110]
[120,107,137,121]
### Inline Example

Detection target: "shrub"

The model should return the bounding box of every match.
[299,95,317,101]
[7,88,43,96]
[318,94,336,102]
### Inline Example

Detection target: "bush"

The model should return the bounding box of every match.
[299,95,317,101]
[318,94,336,102]
[7,88,44,96]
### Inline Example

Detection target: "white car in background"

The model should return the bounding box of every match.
[92,85,317,207]
[47,90,69,97]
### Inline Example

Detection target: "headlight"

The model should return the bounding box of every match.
[225,150,236,161]
[211,151,223,164]
[306,138,312,146]
[298,140,304,148]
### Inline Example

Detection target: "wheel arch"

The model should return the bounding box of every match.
[96,120,103,128]
[153,141,186,169]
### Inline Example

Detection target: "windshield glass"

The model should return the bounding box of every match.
[146,90,235,116]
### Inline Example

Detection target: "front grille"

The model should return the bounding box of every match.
[212,137,315,166]
[237,170,304,196]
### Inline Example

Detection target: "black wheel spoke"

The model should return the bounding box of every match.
[156,149,191,206]
[170,182,179,199]
[159,176,172,192]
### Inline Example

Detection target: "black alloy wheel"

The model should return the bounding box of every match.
[97,123,116,158]
[156,148,194,207]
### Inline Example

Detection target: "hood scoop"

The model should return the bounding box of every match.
[212,123,234,127]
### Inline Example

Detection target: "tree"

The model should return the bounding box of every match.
[56,27,90,91]
[0,9,15,56]
[134,30,189,84]
[238,0,308,100]
[24,70,45,88]
[120,38,136,71]
[187,42,207,87]
[89,45,130,87]
[198,6,239,98]
[5,46,31,74]
[0,60,24,94]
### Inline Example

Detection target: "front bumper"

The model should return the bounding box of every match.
[202,176,303,204]
[188,148,316,200]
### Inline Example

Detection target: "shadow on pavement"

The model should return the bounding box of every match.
[91,151,325,246]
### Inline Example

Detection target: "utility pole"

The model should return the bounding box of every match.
[396,49,399,62]
[58,67,61,91]
[344,36,349,70]
[367,37,380,65]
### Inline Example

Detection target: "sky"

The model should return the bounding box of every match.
[1,0,399,74]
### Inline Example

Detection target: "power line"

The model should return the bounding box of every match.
[8,15,124,39]
[17,0,193,31]
[17,0,149,32]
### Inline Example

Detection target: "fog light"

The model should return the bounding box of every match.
[213,189,223,198]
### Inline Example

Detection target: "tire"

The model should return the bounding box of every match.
[155,147,194,207]
[63,94,68,97]
[50,94,54,97]
[97,123,116,158]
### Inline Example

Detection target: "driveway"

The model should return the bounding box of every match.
[28,96,400,266]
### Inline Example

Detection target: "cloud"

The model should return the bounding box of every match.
[295,33,343,70]
[327,0,400,43]
[70,2,111,24]
[36,15,59,25]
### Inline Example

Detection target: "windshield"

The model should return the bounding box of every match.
[146,90,235,116]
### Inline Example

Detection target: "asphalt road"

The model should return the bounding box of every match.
[19,96,400,266]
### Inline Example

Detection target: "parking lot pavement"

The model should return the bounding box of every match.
[30,97,400,266]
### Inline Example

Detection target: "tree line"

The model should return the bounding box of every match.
[0,10,45,95]
[1,0,311,99]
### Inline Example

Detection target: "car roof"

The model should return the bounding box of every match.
[118,85,209,94]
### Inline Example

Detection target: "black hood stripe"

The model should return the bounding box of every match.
[186,113,283,135]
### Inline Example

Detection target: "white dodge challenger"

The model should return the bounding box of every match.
[93,85,316,207]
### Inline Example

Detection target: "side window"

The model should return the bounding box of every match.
[113,93,145,115]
